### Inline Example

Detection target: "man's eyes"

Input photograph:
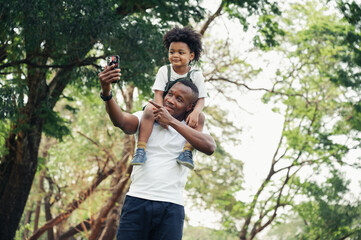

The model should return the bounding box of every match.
[167,92,183,102]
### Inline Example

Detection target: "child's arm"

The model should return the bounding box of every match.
[154,90,168,129]
[154,90,164,106]
[186,97,205,128]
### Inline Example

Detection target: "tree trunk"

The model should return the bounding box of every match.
[44,198,55,240]
[97,139,132,240]
[41,140,55,240]
[98,197,124,240]
[23,203,34,240]
[0,121,44,239]
[0,60,50,239]
[33,170,45,232]
[89,163,133,240]
[33,185,42,231]
[0,76,47,239]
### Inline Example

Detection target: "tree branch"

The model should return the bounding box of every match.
[29,166,115,240]
[200,2,224,36]
[0,56,103,70]
[208,77,305,98]
[59,219,91,240]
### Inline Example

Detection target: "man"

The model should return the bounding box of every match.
[98,65,215,240]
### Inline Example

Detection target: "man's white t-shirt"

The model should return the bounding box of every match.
[152,65,207,98]
[127,111,190,206]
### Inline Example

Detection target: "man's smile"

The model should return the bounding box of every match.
[164,103,174,112]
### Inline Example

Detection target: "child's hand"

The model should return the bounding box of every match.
[186,111,199,128]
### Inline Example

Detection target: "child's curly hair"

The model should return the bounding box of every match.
[163,26,203,63]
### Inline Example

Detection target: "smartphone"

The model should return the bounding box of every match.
[106,55,120,83]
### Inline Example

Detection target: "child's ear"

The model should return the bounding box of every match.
[190,52,195,61]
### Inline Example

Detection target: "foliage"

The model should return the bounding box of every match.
[257,1,361,238]
[223,0,285,50]
[186,1,361,239]
[293,171,361,239]
[333,1,361,89]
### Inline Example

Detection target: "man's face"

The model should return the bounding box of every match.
[163,83,195,120]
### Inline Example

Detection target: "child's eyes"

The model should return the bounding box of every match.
[169,51,186,55]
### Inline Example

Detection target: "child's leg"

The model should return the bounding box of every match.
[131,104,154,165]
[176,113,204,170]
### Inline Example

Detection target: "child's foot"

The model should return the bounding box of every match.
[131,148,147,165]
[176,150,194,170]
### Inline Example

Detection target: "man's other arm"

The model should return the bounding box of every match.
[149,101,215,155]
[169,113,215,155]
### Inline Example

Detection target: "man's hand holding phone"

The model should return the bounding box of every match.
[98,56,121,97]
[106,55,120,83]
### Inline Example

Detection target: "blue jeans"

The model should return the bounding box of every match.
[116,195,185,240]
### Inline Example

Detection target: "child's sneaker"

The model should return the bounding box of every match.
[176,150,194,169]
[131,148,147,165]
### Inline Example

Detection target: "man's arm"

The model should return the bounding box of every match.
[98,66,139,134]
[149,101,216,155]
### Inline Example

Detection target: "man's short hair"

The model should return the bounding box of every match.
[176,79,199,103]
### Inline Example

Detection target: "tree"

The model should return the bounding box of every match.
[0,0,286,238]
[185,1,361,239]
[0,1,204,238]
[236,1,361,239]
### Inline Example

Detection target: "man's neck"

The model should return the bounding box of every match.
[174,113,186,122]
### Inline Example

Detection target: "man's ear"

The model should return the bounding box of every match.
[186,103,194,113]
[186,103,196,113]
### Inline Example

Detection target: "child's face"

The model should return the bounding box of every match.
[168,42,194,69]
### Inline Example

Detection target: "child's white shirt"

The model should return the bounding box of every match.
[152,65,207,98]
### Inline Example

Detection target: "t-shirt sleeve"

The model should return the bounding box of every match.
[133,111,143,134]
[192,70,207,98]
[152,65,168,92]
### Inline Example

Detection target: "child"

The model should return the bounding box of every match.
[131,26,206,169]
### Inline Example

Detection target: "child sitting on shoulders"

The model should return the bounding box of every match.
[131,26,207,170]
